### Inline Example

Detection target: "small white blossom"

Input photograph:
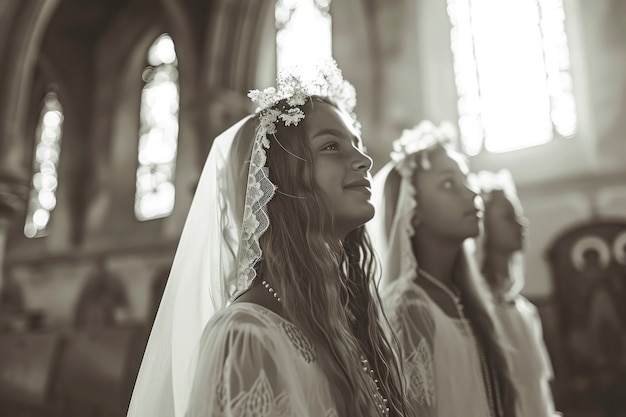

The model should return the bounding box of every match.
[287,90,307,106]
[279,108,305,126]
[390,120,458,168]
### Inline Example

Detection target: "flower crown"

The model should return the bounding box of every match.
[247,58,359,140]
[473,169,518,201]
[390,120,457,177]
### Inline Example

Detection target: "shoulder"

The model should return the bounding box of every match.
[382,280,436,339]
[201,303,317,364]
[208,302,278,331]
[384,280,433,317]
[200,303,281,354]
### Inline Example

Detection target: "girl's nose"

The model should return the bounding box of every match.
[353,148,373,171]
[517,215,529,228]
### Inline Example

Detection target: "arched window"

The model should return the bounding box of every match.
[447,0,577,155]
[275,0,332,70]
[24,91,64,238]
[135,33,180,221]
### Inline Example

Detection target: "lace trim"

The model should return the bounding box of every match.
[280,321,317,363]
[254,305,317,363]
[217,369,338,417]
[405,338,435,407]
[237,139,276,290]
[218,370,291,417]
[325,408,340,417]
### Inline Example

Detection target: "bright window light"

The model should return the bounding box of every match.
[447,0,577,155]
[276,0,332,70]
[135,33,180,221]
[24,92,64,238]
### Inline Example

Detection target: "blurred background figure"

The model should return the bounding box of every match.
[547,219,626,416]
[473,169,560,417]
[1,0,625,416]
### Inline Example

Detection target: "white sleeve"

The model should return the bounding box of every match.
[520,297,561,417]
[186,317,294,417]
[387,292,437,416]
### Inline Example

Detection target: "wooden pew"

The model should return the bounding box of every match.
[51,324,147,417]
[0,331,62,416]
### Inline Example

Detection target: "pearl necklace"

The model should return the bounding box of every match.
[360,356,390,416]
[261,280,281,302]
[262,281,389,416]
[418,267,464,318]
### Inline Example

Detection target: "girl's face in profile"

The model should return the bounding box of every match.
[413,147,481,241]
[305,102,374,238]
[484,191,526,253]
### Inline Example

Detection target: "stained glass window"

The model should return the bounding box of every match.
[24,92,64,238]
[276,0,332,70]
[135,33,179,221]
[447,0,577,154]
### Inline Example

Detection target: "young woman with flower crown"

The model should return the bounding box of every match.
[473,169,560,417]
[125,60,409,417]
[369,121,517,417]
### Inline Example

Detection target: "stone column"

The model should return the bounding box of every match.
[0,0,60,296]
[0,173,28,297]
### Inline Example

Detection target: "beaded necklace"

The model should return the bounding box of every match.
[418,268,464,318]
[262,280,390,416]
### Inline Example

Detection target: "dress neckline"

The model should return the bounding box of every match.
[230,301,287,322]
[408,280,469,322]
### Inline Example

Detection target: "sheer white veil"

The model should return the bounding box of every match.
[127,115,255,417]
[369,161,418,295]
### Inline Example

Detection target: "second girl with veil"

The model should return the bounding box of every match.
[370,121,517,417]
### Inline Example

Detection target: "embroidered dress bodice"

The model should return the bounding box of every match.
[494,295,559,417]
[185,302,338,417]
[382,279,492,417]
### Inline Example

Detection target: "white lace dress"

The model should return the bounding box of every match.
[185,302,338,417]
[382,279,492,417]
[494,296,560,417]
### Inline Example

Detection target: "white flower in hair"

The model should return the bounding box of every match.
[258,109,281,137]
[280,108,306,126]
[287,90,307,107]
[390,120,457,177]
[474,169,518,201]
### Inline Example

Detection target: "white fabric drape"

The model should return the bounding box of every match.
[127,116,252,417]
[494,297,560,417]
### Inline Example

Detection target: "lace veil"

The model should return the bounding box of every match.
[126,59,357,417]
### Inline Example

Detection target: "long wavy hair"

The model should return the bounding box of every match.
[408,144,518,417]
[251,96,408,417]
